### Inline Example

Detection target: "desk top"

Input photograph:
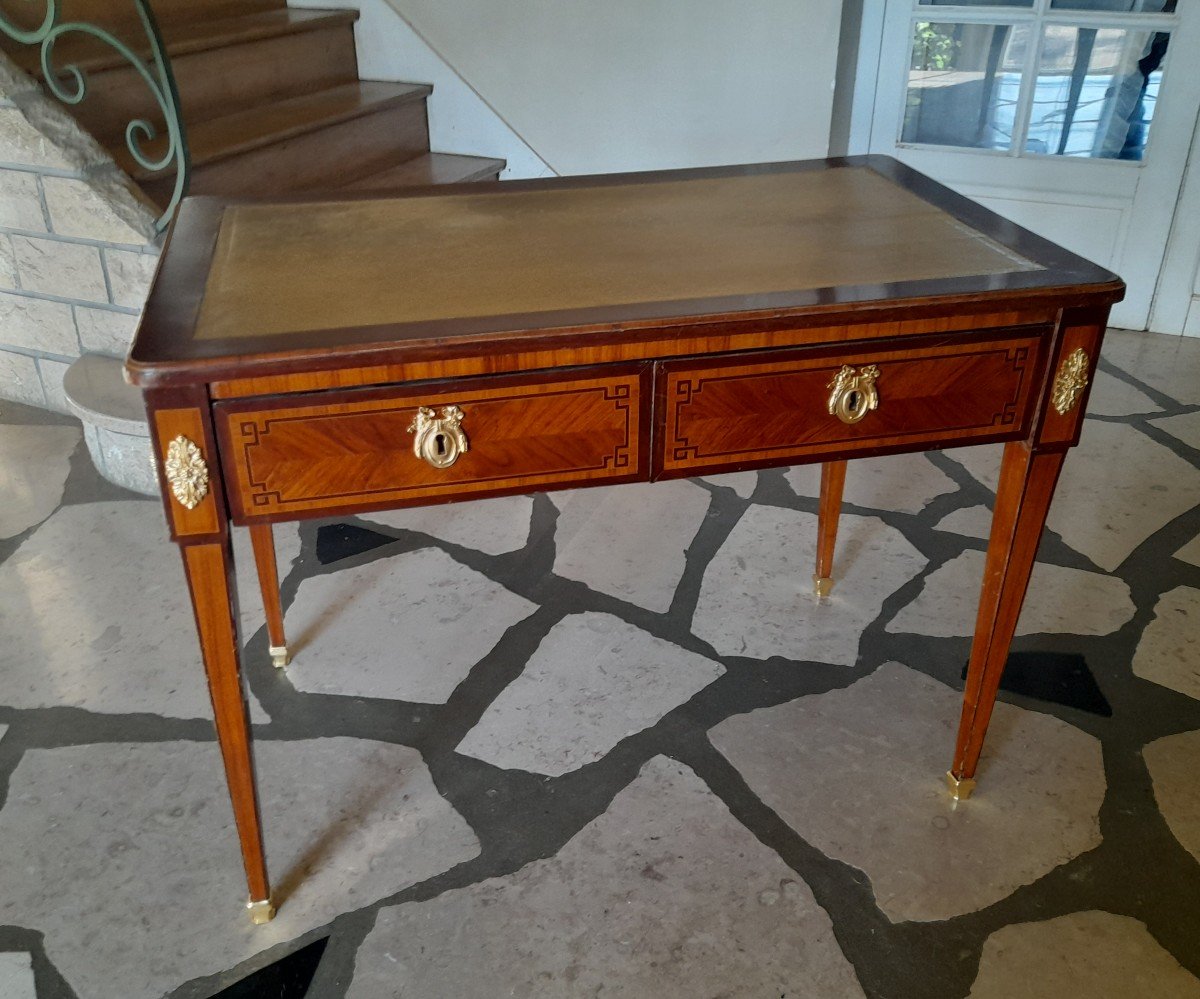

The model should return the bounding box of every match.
[128,156,1123,388]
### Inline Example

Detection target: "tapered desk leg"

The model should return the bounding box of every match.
[814,460,847,598]
[248,523,289,668]
[181,540,275,923]
[947,441,1066,800]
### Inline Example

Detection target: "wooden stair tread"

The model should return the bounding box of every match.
[341,153,505,190]
[12,8,357,76]
[116,80,431,180]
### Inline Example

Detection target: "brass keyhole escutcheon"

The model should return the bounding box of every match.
[407,405,469,469]
[827,364,880,425]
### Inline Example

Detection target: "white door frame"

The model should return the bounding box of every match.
[1148,100,1200,335]
[856,1,1200,332]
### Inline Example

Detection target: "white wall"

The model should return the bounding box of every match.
[290,0,553,179]
[373,0,842,177]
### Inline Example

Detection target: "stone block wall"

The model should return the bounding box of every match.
[0,53,160,414]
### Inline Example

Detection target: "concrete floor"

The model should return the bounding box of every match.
[1,329,1199,998]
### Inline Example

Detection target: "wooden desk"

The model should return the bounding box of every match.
[127,156,1123,924]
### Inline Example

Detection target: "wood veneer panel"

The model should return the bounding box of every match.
[1035,306,1109,449]
[248,523,286,652]
[656,332,1044,476]
[216,367,648,520]
[153,406,220,538]
[952,443,1067,780]
[816,460,847,586]
[206,309,1057,399]
[181,541,271,904]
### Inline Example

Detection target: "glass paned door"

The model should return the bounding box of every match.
[903,22,1031,151]
[868,0,1200,330]
[1027,25,1168,158]
[901,8,1172,160]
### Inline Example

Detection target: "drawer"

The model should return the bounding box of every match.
[655,331,1044,476]
[216,366,648,521]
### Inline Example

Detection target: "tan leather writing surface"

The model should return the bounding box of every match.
[195,166,1038,342]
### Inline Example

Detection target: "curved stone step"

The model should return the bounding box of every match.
[63,353,157,497]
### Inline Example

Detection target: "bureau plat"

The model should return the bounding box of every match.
[126,156,1124,925]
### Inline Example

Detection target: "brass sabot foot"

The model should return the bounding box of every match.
[269,645,289,669]
[945,770,977,801]
[813,575,834,598]
[247,897,276,924]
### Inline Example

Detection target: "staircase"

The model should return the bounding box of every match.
[3,0,505,210]
[0,0,504,495]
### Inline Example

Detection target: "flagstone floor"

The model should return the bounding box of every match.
[2,329,1199,999]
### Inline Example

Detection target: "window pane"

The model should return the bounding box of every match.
[902,22,1031,151]
[919,0,1033,6]
[1025,26,1169,159]
[1049,1,1175,12]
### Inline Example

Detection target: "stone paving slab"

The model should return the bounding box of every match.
[947,424,1200,572]
[1133,586,1200,702]
[0,423,78,539]
[0,501,266,720]
[968,911,1200,998]
[1086,369,1163,417]
[0,952,36,999]
[551,480,712,612]
[887,549,1135,638]
[701,470,758,497]
[0,737,479,999]
[1101,330,1200,406]
[363,493,534,555]
[693,504,927,663]
[346,756,866,999]
[933,504,994,539]
[1152,410,1200,451]
[1176,534,1200,569]
[1144,728,1200,865]
[456,612,724,776]
[709,663,1106,922]
[285,547,537,703]
[785,453,958,513]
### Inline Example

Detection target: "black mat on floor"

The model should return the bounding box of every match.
[214,937,328,998]
[962,651,1111,717]
[316,523,396,564]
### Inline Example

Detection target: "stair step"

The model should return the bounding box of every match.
[0,0,281,41]
[12,8,357,75]
[120,80,429,180]
[341,153,506,190]
[25,9,361,142]
[127,80,432,202]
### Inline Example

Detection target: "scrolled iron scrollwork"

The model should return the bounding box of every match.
[0,0,189,232]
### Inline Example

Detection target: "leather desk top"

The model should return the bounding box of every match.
[127,156,1123,388]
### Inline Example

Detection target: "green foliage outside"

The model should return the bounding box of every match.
[912,21,960,70]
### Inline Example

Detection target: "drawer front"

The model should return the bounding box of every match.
[216,366,648,520]
[656,332,1043,476]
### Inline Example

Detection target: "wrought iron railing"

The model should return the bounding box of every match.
[0,1,189,232]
